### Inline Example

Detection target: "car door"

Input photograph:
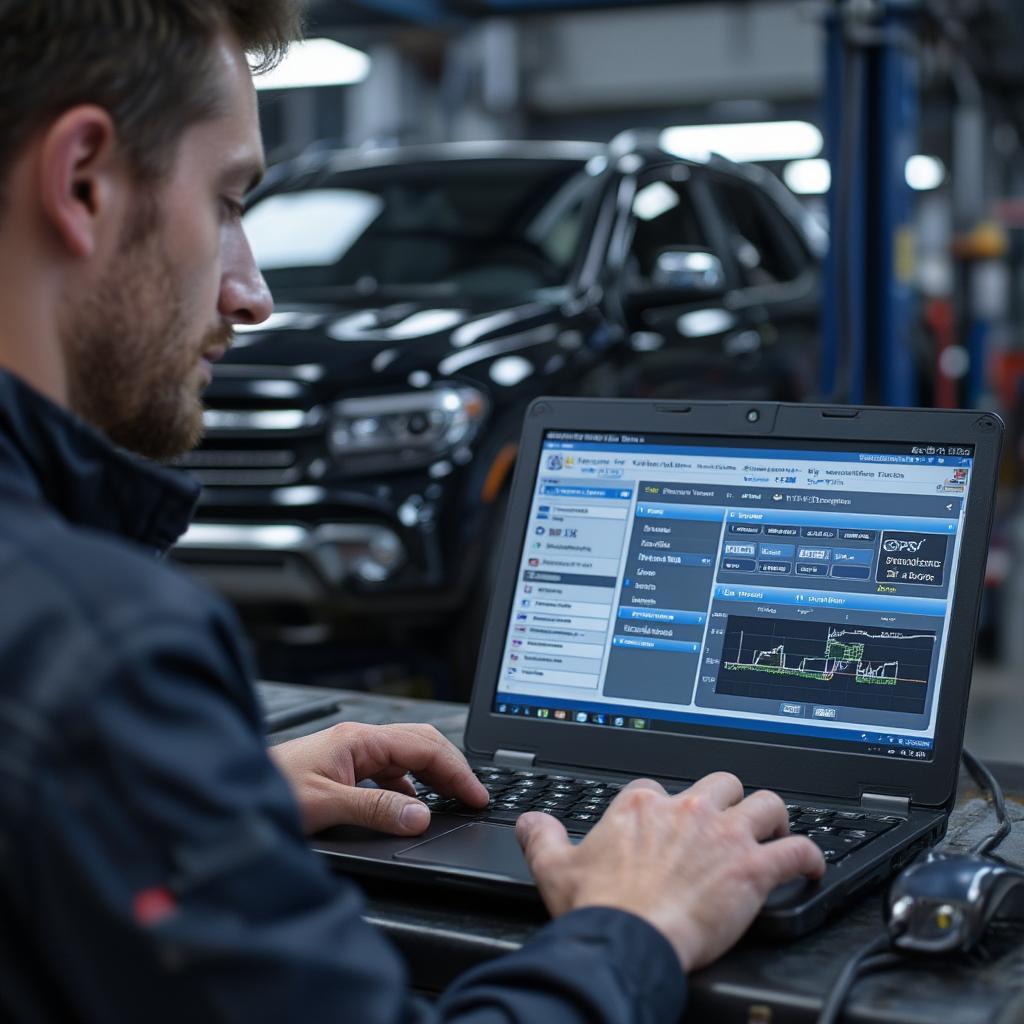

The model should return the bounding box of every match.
[601,161,787,401]
[702,167,822,400]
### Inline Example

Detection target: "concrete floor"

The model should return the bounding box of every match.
[965,660,1024,763]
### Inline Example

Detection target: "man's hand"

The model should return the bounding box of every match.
[516,772,825,973]
[270,723,488,836]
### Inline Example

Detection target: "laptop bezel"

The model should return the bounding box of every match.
[464,398,1002,809]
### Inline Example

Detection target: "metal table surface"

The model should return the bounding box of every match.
[269,688,1024,1023]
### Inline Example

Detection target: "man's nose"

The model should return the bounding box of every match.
[220,232,274,327]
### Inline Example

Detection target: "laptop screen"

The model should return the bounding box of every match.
[492,430,976,763]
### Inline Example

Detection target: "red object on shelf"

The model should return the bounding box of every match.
[924,298,957,408]
[991,350,1024,411]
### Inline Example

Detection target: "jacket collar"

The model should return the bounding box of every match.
[0,370,200,554]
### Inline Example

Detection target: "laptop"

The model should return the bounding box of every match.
[314,398,1002,936]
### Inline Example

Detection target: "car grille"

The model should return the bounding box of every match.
[183,364,326,486]
[171,449,302,487]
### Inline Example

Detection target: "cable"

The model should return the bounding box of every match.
[816,935,904,1024]
[817,750,1012,1021]
[962,747,1012,856]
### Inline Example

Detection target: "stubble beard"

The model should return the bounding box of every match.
[62,199,229,461]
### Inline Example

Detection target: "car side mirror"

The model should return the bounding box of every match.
[650,248,727,294]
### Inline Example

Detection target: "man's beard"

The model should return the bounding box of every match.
[61,204,230,461]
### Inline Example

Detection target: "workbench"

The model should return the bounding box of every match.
[269,686,1024,1022]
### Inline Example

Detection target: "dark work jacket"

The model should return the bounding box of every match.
[0,370,686,1023]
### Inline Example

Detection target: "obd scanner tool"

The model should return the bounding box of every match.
[818,749,1023,1024]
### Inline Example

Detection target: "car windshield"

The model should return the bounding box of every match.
[244,158,593,301]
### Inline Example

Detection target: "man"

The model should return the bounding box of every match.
[0,3,825,1021]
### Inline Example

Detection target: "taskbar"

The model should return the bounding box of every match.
[493,693,934,762]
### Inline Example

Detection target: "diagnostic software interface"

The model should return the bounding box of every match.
[493,430,976,761]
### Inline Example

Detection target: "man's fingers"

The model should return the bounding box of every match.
[729,789,790,841]
[758,835,827,891]
[679,771,745,811]
[516,811,572,877]
[375,773,418,798]
[619,778,667,797]
[344,723,488,808]
[334,785,432,837]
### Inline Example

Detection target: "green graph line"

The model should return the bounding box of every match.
[722,629,929,687]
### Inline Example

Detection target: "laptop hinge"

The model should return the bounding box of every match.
[861,791,911,815]
[493,749,536,769]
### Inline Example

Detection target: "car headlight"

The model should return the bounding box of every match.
[328,386,488,465]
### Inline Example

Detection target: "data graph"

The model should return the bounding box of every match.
[715,616,935,714]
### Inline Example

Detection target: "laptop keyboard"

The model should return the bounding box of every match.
[784,803,904,863]
[416,767,624,828]
[414,768,906,864]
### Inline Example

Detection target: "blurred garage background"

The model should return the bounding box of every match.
[169,0,1024,759]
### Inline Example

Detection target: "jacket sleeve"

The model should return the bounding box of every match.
[14,610,686,1024]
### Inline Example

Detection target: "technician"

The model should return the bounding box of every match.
[0,3,825,1021]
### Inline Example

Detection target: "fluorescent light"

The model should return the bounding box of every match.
[784,158,831,195]
[906,155,945,191]
[255,38,371,91]
[783,155,946,194]
[660,121,823,163]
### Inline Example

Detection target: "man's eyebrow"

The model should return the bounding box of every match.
[222,158,266,194]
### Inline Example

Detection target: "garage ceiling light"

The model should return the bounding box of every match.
[784,158,831,195]
[783,155,946,195]
[906,155,945,191]
[254,38,371,91]
[660,121,823,164]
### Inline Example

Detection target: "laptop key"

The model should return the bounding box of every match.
[852,817,901,834]
[796,814,833,826]
[838,828,875,842]
[484,809,524,824]
[834,835,865,851]
[431,799,463,813]
[807,836,850,863]
[834,833,870,851]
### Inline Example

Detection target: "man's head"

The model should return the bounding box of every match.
[0,2,302,458]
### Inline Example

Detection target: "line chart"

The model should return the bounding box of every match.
[714,616,935,714]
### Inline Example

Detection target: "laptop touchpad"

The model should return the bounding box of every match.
[394,822,534,882]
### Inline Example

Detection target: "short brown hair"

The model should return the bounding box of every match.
[0,1,303,193]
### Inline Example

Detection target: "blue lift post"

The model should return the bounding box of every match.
[822,0,920,406]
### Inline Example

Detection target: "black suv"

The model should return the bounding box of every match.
[171,136,824,693]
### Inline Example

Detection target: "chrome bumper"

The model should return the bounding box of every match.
[173,521,406,603]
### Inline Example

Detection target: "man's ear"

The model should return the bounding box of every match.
[37,105,125,259]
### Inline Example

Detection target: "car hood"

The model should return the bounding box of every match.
[214,297,568,405]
